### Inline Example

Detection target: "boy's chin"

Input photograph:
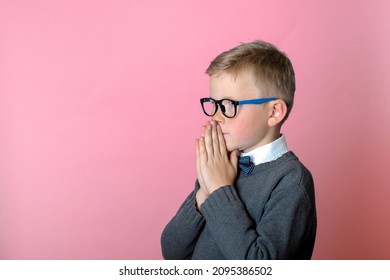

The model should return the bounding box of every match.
[225,144,239,153]
[225,140,242,153]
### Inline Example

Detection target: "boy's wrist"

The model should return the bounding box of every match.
[195,189,209,210]
[206,180,234,194]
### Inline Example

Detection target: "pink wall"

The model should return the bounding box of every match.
[1,0,389,259]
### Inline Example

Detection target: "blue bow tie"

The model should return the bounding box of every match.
[238,156,254,174]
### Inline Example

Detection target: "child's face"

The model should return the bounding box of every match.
[209,71,276,153]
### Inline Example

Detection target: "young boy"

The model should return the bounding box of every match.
[161,40,316,260]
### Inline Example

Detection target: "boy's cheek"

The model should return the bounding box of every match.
[223,137,235,152]
[224,137,242,152]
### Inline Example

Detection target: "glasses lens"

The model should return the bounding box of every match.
[221,99,236,117]
[202,99,217,116]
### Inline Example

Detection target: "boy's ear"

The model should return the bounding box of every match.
[268,99,288,127]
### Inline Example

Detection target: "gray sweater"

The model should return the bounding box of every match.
[161,151,316,259]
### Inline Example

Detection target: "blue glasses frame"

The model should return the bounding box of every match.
[200,97,278,118]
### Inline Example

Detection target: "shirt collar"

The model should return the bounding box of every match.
[240,134,289,166]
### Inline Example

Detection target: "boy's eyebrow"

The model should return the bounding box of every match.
[210,96,235,99]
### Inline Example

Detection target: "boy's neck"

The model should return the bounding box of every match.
[242,129,282,153]
[240,134,289,165]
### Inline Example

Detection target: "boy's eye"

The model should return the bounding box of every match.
[221,100,235,115]
[221,99,234,107]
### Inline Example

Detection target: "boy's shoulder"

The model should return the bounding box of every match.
[236,151,315,217]
[273,151,313,184]
[273,151,315,201]
[242,151,314,193]
[279,151,312,175]
[251,151,311,176]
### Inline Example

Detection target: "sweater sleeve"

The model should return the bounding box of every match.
[161,185,205,259]
[200,175,315,259]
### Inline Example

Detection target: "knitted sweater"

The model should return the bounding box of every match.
[161,151,317,260]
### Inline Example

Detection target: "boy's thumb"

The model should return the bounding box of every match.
[230,150,239,168]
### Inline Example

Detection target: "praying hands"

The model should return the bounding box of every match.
[195,121,238,208]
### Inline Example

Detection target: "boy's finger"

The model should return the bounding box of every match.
[230,149,239,171]
[217,124,227,155]
[198,136,208,162]
[195,139,201,163]
[196,139,205,187]
[211,121,220,156]
[204,122,213,157]
[201,125,206,137]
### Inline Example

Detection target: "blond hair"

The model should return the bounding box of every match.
[206,40,295,118]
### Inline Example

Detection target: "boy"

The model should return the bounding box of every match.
[161,40,316,259]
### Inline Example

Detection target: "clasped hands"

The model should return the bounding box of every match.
[195,121,239,208]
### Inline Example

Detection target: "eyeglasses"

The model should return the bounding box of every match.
[200,97,278,118]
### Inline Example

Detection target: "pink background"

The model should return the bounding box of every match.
[1,0,390,259]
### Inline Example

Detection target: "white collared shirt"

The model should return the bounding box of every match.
[240,134,289,166]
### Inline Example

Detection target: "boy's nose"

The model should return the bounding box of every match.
[211,109,225,123]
